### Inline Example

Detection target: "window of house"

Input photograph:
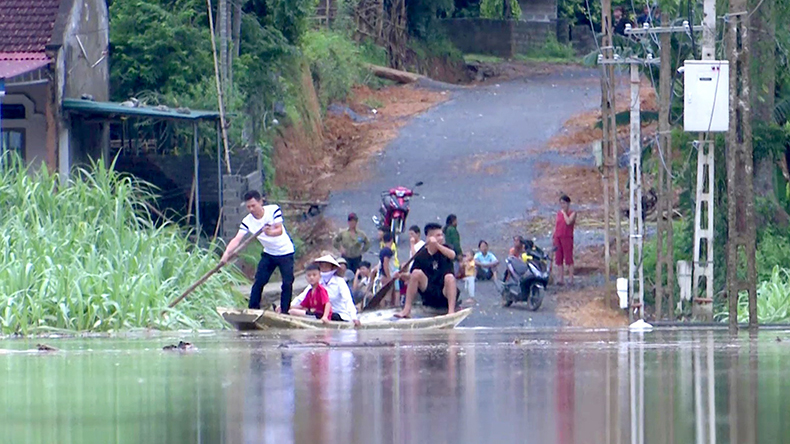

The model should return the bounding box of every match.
[1,129,26,160]
[1,104,26,120]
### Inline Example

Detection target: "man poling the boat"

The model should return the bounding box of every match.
[292,255,362,326]
[220,190,295,313]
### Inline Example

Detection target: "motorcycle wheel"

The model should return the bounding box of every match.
[527,284,544,311]
[391,217,402,245]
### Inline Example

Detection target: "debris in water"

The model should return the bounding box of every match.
[629,319,654,332]
[163,341,196,351]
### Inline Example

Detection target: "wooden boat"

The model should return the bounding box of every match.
[216,306,472,330]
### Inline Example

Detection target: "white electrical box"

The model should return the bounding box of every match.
[683,60,729,132]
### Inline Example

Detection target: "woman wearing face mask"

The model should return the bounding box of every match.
[291,255,361,326]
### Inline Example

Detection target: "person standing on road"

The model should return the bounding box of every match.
[221,190,295,312]
[333,212,370,273]
[552,194,576,285]
[408,225,425,258]
[443,214,462,275]
[377,227,400,269]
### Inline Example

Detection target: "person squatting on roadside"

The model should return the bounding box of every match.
[474,240,499,280]
[221,190,295,312]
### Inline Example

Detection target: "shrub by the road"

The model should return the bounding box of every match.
[0,156,245,335]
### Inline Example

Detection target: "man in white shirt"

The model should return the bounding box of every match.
[292,255,361,326]
[221,190,295,312]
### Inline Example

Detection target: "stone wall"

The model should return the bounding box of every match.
[442,18,557,58]
[221,170,264,240]
[518,0,558,22]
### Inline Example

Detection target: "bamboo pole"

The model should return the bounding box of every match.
[206,0,233,175]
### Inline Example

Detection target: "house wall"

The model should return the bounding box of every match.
[2,88,48,170]
[57,0,110,172]
[442,18,557,58]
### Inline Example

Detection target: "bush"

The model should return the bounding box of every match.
[523,34,576,61]
[716,267,790,324]
[0,155,246,334]
[301,30,366,109]
[480,0,522,20]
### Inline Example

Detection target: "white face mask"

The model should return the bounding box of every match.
[320,270,335,284]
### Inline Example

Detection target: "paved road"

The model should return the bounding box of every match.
[327,66,601,327]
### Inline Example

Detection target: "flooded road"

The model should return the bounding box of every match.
[1,328,788,444]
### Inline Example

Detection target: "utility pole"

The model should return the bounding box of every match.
[691,0,718,321]
[600,54,659,321]
[626,22,703,319]
[629,61,644,322]
[599,0,620,305]
[726,0,757,330]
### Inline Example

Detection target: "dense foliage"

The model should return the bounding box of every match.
[0,156,246,334]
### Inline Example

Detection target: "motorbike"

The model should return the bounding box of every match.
[372,181,423,244]
[499,238,552,311]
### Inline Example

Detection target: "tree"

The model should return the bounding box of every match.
[109,0,213,101]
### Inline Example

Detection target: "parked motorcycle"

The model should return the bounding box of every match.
[372,181,423,244]
[499,238,551,311]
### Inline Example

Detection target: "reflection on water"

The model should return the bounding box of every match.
[2,329,790,444]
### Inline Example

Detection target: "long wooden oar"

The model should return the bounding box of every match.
[165,225,267,311]
[362,245,426,312]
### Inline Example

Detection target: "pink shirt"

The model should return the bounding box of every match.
[554,210,575,239]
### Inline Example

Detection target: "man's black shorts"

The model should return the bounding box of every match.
[419,281,461,309]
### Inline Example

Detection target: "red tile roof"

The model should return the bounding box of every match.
[0,52,51,78]
[0,0,62,53]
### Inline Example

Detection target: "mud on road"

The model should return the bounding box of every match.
[325,65,610,328]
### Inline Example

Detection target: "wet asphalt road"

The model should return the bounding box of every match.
[327,66,601,327]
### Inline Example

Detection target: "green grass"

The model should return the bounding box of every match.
[716,267,790,324]
[0,154,246,335]
[517,34,579,64]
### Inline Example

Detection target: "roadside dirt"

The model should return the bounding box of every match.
[553,246,629,328]
[466,59,584,84]
[274,84,449,200]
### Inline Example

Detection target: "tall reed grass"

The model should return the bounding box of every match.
[716,267,790,324]
[0,155,245,334]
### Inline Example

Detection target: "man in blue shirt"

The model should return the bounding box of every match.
[474,240,499,280]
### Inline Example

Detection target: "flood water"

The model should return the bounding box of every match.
[2,328,790,444]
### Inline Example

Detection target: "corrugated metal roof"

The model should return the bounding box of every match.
[0,0,61,53]
[0,52,50,79]
[62,99,222,121]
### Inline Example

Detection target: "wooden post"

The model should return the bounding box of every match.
[655,23,675,320]
[726,0,757,330]
[193,122,201,235]
[600,0,614,305]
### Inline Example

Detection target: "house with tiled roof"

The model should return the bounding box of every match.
[0,0,109,177]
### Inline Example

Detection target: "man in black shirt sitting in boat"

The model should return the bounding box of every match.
[395,223,458,318]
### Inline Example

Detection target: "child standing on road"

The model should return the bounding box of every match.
[462,251,476,299]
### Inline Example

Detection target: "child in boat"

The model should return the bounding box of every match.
[289,263,335,323]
